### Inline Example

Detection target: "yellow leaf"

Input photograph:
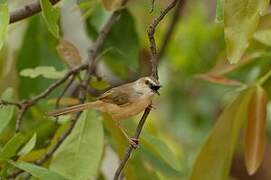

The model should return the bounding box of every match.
[190,89,253,180]
[224,0,268,64]
[245,86,267,175]
[196,74,242,86]
[102,0,123,11]
[0,1,9,50]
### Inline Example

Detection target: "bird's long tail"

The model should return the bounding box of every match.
[46,101,102,117]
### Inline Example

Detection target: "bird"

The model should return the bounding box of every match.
[47,76,161,148]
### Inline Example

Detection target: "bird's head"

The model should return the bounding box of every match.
[135,76,161,96]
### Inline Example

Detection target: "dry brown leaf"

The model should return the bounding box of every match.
[245,86,268,175]
[195,74,243,86]
[56,39,81,68]
[102,0,122,11]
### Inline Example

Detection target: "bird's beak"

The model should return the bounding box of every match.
[150,85,161,96]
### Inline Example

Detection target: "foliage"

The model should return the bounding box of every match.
[0,0,9,50]
[49,110,104,180]
[0,0,271,179]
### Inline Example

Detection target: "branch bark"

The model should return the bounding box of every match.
[148,0,180,80]
[9,0,60,24]
[114,0,180,179]
[0,100,21,108]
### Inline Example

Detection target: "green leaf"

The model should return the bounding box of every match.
[125,153,161,180]
[215,0,224,23]
[49,110,104,180]
[224,0,269,64]
[0,88,15,134]
[86,8,140,76]
[0,133,27,159]
[90,77,110,90]
[190,89,254,180]
[141,133,182,172]
[40,0,60,38]
[20,66,67,79]
[140,148,182,177]
[9,161,67,180]
[18,133,37,156]
[259,0,270,15]
[0,0,8,50]
[253,29,271,46]
[16,16,64,99]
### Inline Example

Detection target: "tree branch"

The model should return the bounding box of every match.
[0,100,21,108]
[14,64,87,132]
[114,0,180,179]
[148,0,180,80]
[9,0,60,24]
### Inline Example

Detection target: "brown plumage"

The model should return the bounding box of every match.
[46,76,161,147]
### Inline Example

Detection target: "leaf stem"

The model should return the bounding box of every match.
[256,69,271,86]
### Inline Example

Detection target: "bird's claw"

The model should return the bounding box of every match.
[128,137,139,149]
[148,104,156,110]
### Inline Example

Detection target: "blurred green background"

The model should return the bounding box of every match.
[1,0,271,179]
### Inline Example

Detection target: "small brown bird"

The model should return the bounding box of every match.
[47,76,161,147]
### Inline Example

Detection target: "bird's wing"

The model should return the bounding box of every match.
[97,86,132,106]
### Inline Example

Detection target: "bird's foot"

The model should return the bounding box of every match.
[148,104,156,110]
[128,137,139,149]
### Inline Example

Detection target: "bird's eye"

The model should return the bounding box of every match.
[145,80,149,85]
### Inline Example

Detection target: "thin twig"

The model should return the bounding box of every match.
[31,65,87,105]
[148,0,179,80]
[113,0,180,179]
[15,104,27,132]
[54,75,76,124]
[157,0,185,60]
[10,0,60,24]
[55,75,76,109]
[150,0,155,13]
[0,100,21,108]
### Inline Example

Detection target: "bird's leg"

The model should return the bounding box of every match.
[116,122,138,149]
[148,101,156,110]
